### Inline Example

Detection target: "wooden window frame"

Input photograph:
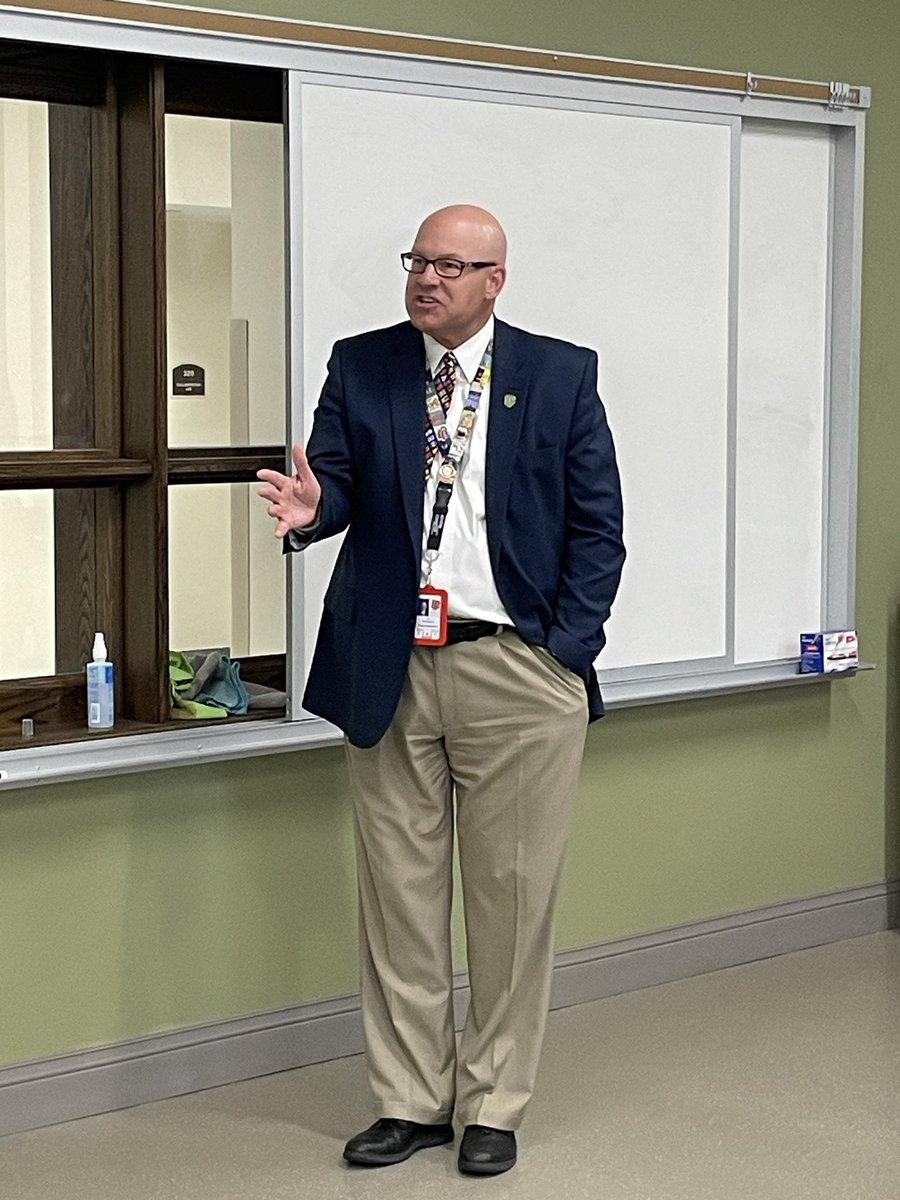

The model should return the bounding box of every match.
[0,42,287,750]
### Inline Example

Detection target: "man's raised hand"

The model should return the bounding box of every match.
[257,443,323,538]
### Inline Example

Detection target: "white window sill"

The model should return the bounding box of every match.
[0,661,871,791]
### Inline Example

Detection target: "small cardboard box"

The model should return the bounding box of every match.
[800,630,858,673]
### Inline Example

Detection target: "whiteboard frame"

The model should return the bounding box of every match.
[0,7,866,788]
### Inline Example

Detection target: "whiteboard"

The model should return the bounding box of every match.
[297,83,733,673]
[734,123,830,663]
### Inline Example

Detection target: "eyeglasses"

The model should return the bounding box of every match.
[400,253,497,279]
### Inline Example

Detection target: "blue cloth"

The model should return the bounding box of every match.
[286,318,625,749]
[188,651,250,716]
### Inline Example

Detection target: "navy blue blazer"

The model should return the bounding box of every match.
[291,317,625,748]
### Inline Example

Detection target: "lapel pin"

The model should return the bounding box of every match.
[503,393,517,409]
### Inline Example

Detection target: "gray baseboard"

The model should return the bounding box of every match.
[2,880,896,1138]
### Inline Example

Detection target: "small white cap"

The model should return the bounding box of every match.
[92,632,108,662]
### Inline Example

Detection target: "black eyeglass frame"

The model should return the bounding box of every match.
[400,253,498,278]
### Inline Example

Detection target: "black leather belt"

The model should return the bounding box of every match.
[444,620,510,647]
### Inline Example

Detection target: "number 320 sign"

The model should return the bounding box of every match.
[172,363,205,396]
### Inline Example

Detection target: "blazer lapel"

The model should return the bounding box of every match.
[486,319,527,553]
[388,323,428,556]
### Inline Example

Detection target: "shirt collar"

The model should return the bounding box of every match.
[423,315,494,385]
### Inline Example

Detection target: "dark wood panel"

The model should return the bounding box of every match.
[0,708,280,751]
[52,487,124,677]
[240,653,286,692]
[0,40,107,105]
[0,674,85,733]
[49,104,95,450]
[0,659,283,747]
[94,488,125,715]
[0,453,151,488]
[164,60,283,123]
[54,488,96,674]
[47,74,126,675]
[168,446,284,483]
[91,67,122,452]
[117,57,169,723]
[0,672,282,744]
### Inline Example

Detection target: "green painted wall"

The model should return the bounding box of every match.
[2,0,897,1066]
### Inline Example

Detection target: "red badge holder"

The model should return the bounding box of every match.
[413,585,448,646]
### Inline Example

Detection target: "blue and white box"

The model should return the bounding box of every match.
[800,630,858,673]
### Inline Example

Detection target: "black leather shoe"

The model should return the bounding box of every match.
[458,1125,517,1175]
[342,1118,454,1166]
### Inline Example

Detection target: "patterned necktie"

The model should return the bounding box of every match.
[425,351,458,474]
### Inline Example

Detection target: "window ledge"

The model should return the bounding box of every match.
[0,715,343,790]
[598,659,873,708]
[0,661,873,792]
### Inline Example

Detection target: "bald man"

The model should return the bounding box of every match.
[258,206,625,1176]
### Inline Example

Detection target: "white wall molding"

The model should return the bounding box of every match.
[2,879,896,1138]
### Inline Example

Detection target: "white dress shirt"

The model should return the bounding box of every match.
[421,316,512,624]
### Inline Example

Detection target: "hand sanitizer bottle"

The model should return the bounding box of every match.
[87,632,115,730]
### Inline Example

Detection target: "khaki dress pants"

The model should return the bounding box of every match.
[344,630,588,1131]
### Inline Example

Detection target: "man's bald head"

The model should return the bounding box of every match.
[415,205,508,266]
[404,205,508,349]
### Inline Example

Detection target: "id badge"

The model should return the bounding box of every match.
[413,586,448,646]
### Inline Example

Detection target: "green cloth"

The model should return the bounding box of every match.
[169,651,228,720]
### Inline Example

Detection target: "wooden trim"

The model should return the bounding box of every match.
[239,652,286,692]
[5,0,865,107]
[0,673,85,736]
[54,489,96,674]
[164,59,282,122]
[44,77,123,454]
[93,487,124,707]
[0,654,284,747]
[167,446,284,483]
[0,37,106,104]
[0,453,152,488]
[48,74,124,676]
[52,487,124,676]
[91,65,123,453]
[0,709,280,751]
[117,56,169,723]
[48,102,95,450]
